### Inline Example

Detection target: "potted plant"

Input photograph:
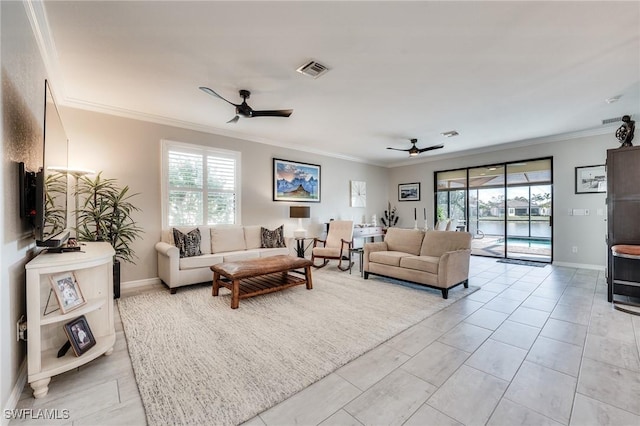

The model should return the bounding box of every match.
[75,172,143,298]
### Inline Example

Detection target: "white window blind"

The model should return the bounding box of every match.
[162,140,240,227]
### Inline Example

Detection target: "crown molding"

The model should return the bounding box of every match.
[62,97,385,167]
[24,0,66,101]
[386,123,629,168]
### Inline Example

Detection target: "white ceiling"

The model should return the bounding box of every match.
[37,1,640,167]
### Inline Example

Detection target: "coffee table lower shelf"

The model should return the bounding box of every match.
[213,271,312,309]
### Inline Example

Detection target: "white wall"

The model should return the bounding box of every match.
[1,0,48,416]
[388,133,613,268]
[61,107,390,283]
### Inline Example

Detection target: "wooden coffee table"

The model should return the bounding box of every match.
[210,255,313,309]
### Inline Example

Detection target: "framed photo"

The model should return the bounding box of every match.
[49,271,86,314]
[575,165,606,194]
[273,158,321,202]
[64,315,96,356]
[398,182,420,201]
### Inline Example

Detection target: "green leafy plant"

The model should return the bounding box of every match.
[44,172,68,236]
[75,172,143,264]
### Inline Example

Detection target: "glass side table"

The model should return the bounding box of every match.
[294,237,316,258]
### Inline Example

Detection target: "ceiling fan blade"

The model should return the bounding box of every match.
[386,147,410,152]
[417,144,444,153]
[249,109,293,118]
[199,86,238,106]
[226,115,240,124]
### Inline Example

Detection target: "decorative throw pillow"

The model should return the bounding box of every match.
[260,225,286,248]
[173,228,202,258]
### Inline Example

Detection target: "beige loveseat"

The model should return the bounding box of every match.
[155,225,291,293]
[364,228,472,299]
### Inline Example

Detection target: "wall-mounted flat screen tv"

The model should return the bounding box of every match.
[34,80,70,247]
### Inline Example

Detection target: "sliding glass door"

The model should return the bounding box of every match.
[505,160,552,262]
[435,157,552,263]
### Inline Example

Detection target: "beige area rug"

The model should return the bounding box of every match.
[118,268,478,426]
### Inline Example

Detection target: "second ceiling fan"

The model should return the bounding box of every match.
[387,139,444,157]
[199,86,293,123]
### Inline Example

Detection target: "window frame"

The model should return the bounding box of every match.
[161,139,241,229]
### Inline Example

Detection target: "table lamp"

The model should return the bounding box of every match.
[290,206,310,238]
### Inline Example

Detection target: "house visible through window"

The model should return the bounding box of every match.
[162,140,240,227]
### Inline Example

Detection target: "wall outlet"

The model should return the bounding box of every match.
[572,246,578,253]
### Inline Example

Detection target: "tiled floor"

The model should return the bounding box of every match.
[11,256,640,425]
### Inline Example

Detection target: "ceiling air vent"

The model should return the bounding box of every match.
[296,61,329,79]
[602,116,624,125]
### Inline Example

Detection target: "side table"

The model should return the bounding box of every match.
[349,247,364,276]
[294,237,316,258]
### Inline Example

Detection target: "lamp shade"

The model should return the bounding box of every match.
[290,206,310,219]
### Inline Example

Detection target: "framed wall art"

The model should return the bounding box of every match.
[49,271,86,314]
[575,165,606,194]
[398,182,420,201]
[350,180,366,207]
[273,158,321,202]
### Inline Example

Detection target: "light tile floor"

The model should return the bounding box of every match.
[11,256,640,425]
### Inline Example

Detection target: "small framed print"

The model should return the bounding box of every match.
[575,165,606,194]
[49,271,86,314]
[64,315,96,356]
[398,182,420,201]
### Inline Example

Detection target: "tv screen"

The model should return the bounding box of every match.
[35,80,70,247]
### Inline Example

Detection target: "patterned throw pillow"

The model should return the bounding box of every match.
[173,228,202,258]
[260,225,286,248]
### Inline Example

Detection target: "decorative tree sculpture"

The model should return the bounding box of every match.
[381,202,399,228]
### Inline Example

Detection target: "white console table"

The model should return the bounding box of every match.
[25,242,115,398]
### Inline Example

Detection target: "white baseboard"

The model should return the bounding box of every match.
[120,278,164,298]
[121,277,162,290]
[552,261,605,271]
[2,360,27,426]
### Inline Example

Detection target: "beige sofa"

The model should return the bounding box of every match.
[155,225,291,293]
[364,228,472,299]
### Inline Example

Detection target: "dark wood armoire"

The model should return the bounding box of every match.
[606,145,640,301]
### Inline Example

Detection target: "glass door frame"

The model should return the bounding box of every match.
[434,156,553,263]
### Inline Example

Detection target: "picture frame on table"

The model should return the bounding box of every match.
[273,158,321,202]
[49,271,86,314]
[398,182,420,201]
[575,165,606,194]
[63,315,96,356]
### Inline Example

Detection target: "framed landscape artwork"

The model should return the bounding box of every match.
[575,165,606,194]
[398,182,420,201]
[273,158,321,202]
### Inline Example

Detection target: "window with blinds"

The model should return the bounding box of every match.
[162,140,240,227]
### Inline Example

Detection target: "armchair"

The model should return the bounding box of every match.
[311,220,354,270]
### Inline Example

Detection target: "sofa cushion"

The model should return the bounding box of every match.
[211,226,247,253]
[400,255,439,274]
[173,228,202,258]
[261,225,286,248]
[258,247,290,257]
[244,226,262,249]
[369,251,409,267]
[222,250,260,262]
[179,253,224,270]
[383,228,424,256]
[420,230,472,257]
